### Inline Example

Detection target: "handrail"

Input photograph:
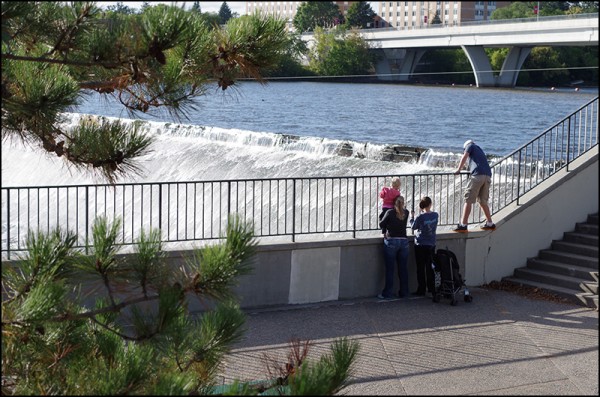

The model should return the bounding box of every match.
[2,97,598,259]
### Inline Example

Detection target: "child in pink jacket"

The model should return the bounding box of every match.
[379,177,401,234]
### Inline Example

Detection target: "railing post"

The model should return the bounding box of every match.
[227,181,231,221]
[158,183,163,232]
[291,179,296,242]
[353,177,357,239]
[516,150,522,206]
[411,176,416,214]
[566,115,571,172]
[85,186,89,254]
[6,189,10,260]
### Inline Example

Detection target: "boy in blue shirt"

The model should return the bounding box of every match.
[411,196,438,296]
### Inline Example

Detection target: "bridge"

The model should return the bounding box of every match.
[301,13,599,87]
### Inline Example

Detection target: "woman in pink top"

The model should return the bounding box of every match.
[379,177,401,234]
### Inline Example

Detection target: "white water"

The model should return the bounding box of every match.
[2,113,449,187]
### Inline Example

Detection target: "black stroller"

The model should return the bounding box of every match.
[432,248,473,306]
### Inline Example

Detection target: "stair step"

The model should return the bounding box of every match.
[502,277,593,307]
[552,240,598,258]
[587,213,599,225]
[526,258,598,280]
[576,292,599,309]
[576,222,599,235]
[582,281,598,295]
[563,231,598,246]
[538,250,598,268]
[513,267,593,290]
[591,272,599,283]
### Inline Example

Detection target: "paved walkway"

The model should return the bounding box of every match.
[216,288,598,395]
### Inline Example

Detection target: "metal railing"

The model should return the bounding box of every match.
[2,97,598,258]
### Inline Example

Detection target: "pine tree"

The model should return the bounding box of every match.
[190,1,202,14]
[344,1,376,29]
[219,1,233,25]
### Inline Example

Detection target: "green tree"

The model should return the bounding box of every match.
[190,1,201,13]
[293,1,343,32]
[1,2,287,183]
[219,1,233,25]
[344,1,376,29]
[517,46,570,86]
[105,1,135,14]
[431,10,442,24]
[491,1,572,19]
[264,33,316,78]
[201,11,222,27]
[491,1,535,19]
[308,27,375,77]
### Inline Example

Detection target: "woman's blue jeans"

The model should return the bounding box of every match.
[382,238,409,298]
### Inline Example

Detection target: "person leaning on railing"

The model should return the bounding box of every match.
[453,140,496,233]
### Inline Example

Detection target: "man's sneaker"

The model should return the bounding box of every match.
[453,224,468,233]
[481,222,496,230]
[377,294,386,300]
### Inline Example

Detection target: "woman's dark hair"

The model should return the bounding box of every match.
[419,196,432,210]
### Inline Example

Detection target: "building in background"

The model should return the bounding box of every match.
[246,1,359,31]
[377,1,512,29]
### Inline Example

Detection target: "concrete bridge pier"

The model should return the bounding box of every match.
[374,48,426,82]
[496,46,532,87]
[461,45,532,88]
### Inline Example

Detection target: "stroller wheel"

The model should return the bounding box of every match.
[464,295,473,303]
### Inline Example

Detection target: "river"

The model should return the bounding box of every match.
[2,82,597,186]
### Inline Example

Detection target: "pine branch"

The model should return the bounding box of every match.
[1,53,121,68]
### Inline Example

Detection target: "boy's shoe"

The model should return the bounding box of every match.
[481,222,496,230]
[453,224,468,233]
[376,294,387,300]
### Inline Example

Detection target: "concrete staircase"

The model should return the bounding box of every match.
[503,213,599,310]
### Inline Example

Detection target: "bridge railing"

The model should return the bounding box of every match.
[355,12,599,32]
[1,97,598,259]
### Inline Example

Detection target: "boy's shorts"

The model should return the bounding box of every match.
[464,174,491,205]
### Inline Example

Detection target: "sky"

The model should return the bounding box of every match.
[96,1,247,14]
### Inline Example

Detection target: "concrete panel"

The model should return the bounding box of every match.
[234,249,292,308]
[339,241,385,299]
[289,247,341,304]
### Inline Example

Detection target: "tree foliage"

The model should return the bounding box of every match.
[1,1,288,183]
[190,1,201,14]
[344,1,376,29]
[105,1,135,14]
[293,1,343,32]
[1,215,360,395]
[218,1,233,25]
[308,27,376,77]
